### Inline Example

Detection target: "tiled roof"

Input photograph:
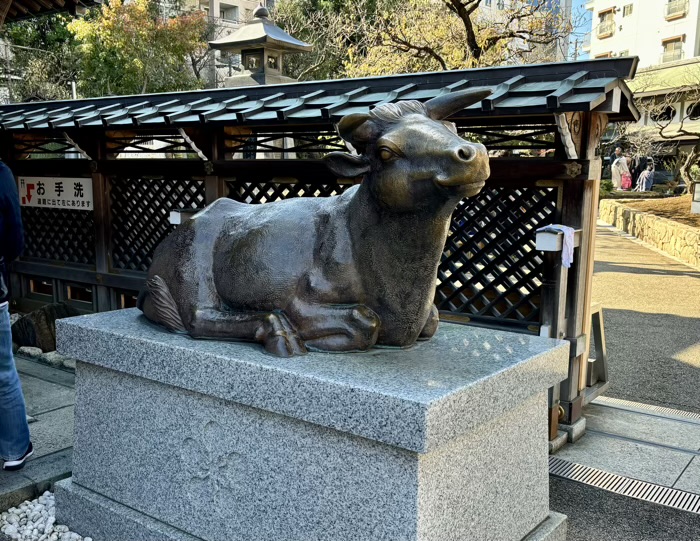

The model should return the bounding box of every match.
[0,57,640,132]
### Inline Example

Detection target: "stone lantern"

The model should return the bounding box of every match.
[209,5,312,87]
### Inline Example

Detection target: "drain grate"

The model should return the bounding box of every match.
[594,396,700,422]
[549,456,700,514]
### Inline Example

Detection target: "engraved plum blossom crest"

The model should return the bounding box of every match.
[181,421,246,502]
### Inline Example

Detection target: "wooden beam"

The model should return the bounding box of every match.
[34,0,54,9]
[15,0,42,12]
[10,0,29,14]
[0,0,12,25]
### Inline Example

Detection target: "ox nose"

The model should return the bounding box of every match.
[456,145,475,162]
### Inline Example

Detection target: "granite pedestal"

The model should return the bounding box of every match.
[54,308,569,541]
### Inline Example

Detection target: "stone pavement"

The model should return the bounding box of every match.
[591,223,700,413]
[2,224,700,539]
[0,357,74,511]
[548,223,700,540]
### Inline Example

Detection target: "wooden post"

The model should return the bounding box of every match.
[204,128,225,203]
[557,112,607,425]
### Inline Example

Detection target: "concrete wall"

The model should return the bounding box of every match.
[599,199,700,269]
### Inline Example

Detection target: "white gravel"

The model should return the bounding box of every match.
[0,492,91,541]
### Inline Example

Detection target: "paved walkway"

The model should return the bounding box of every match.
[549,224,700,540]
[0,357,74,511]
[591,223,700,414]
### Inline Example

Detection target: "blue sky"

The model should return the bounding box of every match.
[571,0,592,59]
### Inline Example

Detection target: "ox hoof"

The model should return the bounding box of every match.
[350,305,380,344]
[265,331,308,357]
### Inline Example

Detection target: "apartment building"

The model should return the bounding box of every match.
[585,0,700,67]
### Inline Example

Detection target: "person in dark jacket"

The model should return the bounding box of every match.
[0,161,33,470]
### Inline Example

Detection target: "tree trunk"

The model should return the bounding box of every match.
[678,142,700,195]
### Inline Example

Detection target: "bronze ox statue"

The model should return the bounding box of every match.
[138,89,491,357]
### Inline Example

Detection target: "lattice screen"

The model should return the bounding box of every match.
[226,180,349,203]
[21,208,95,265]
[110,177,205,272]
[225,180,557,327]
[436,187,558,325]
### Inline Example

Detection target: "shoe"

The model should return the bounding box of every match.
[3,442,33,471]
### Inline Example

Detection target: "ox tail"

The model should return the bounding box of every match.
[144,275,187,333]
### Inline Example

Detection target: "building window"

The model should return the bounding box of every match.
[622,4,633,16]
[650,105,676,123]
[666,0,689,20]
[496,0,504,9]
[686,102,700,120]
[485,0,492,5]
[219,6,238,21]
[662,37,684,63]
[597,10,615,39]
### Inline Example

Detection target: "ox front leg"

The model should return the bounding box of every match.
[417,305,439,341]
[188,308,307,358]
[288,299,380,352]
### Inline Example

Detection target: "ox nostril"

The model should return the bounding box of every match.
[457,146,473,162]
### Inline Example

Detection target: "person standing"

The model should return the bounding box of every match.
[0,160,33,471]
[636,164,655,192]
[611,152,631,190]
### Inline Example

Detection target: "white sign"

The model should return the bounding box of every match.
[18,177,94,211]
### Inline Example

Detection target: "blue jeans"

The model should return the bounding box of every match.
[0,303,30,461]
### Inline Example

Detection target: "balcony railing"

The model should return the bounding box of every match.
[666,0,689,19]
[661,48,685,63]
[597,21,615,38]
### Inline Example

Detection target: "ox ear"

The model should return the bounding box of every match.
[335,113,375,148]
[324,152,371,179]
[425,89,493,120]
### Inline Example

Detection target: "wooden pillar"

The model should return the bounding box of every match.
[205,129,225,203]
[558,112,607,425]
[69,129,113,311]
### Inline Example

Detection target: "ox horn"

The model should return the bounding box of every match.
[336,113,373,145]
[424,89,492,120]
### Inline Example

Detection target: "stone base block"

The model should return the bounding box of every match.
[55,310,570,541]
[549,430,568,454]
[559,417,587,443]
[523,512,567,541]
[56,479,567,541]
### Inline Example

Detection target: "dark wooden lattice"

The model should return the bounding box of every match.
[226,180,349,203]
[20,208,95,265]
[436,187,558,326]
[224,131,347,159]
[110,177,205,272]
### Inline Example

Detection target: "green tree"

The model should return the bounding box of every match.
[1,14,81,101]
[273,0,395,81]
[345,0,574,77]
[67,0,208,96]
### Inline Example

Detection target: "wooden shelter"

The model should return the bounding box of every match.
[0,0,101,25]
[0,57,639,433]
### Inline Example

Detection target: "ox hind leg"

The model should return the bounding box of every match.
[145,275,306,357]
[287,299,380,352]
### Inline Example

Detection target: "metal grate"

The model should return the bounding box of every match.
[110,177,205,272]
[550,456,700,514]
[436,187,558,326]
[594,396,700,422]
[20,207,95,265]
[226,180,349,203]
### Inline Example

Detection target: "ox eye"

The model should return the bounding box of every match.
[378,147,397,162]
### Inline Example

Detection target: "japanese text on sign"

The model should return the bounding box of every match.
[18,177,94,211]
